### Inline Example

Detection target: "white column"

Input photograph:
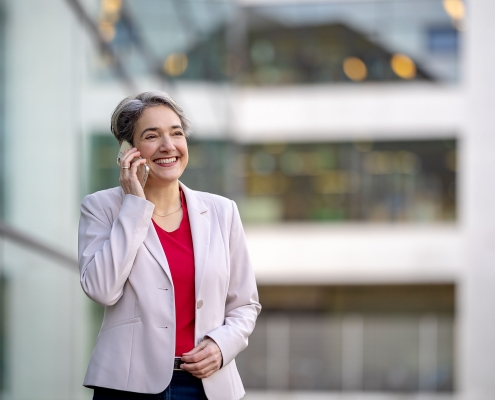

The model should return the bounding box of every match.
[418,314,438,391]
[3,0,90,399]
[266,314,290,390]
[341,314,363,391]
[460,0,495,398]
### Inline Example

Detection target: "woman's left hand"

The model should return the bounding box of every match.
[180,338,223,378]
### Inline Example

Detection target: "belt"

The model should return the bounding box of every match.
[174,357,185,370]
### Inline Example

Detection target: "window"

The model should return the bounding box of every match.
[236,284,455,392]
[88,134,120,194]
[91,0,461,84]
[241,139,456,223]
[87,135,457,223]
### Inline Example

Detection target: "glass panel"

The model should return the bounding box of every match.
[245,0,459,83]
[0,240,79,398]
[236,284,455,392]
[87,135,457,223]
[242,139,456,223]
[0,3,5,220]
[236,317,267,389]
[0,273,6,390]
[91,0,462,84]
[363,316,419,391]
[288,314,342,390]
[180,140,235,196]
[437,316,455,391]
[88,134,120,194]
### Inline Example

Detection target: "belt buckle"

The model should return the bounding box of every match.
[173,357,184,370]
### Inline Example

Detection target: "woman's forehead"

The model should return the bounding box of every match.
[137,106,182,127]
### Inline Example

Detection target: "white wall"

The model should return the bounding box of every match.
[83,81,464,143]
[2,0,90,399]
[246,224,460,284]
[233,84,463,143]
[459,0,495,398]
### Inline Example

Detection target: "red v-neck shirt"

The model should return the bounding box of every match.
[153,190,195,356]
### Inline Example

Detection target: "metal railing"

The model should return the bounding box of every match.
[0,220,77,269]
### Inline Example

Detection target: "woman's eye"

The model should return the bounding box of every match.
[145,135,156,140]
[174,131,184,136]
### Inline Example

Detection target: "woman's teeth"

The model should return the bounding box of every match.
[155,157,177,164]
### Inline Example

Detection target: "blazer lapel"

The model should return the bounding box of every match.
[115,187,173,281]
[143,224,173,282]
[180,182,210,298]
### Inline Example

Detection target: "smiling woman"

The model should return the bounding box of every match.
[78,91,261,400]
[133,106,189,188]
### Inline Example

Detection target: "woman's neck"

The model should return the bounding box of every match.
[144,180,181,214]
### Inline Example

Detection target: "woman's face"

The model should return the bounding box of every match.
[132,105,188,187]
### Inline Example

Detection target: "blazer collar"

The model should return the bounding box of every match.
[179,181,208,214]
[142,182,210,298]
[143,223,172,282]
[179,181,210,298]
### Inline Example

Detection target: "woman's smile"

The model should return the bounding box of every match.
[154,156,179,167]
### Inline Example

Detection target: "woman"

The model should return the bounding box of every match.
[78,91,261,400]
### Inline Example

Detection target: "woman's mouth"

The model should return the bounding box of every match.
[154,157,178,167]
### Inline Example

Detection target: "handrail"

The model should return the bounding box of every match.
[0,220,78,269]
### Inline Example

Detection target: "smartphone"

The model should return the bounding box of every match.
[116,141,150,189]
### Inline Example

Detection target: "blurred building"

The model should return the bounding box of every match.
[0,0,493,399]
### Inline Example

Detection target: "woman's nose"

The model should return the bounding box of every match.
[159,136,175,151]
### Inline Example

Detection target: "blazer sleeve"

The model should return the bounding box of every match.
[206,200,262,367]
[78,193,155,306]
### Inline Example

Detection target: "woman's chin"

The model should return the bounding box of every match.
[147,173,182,187]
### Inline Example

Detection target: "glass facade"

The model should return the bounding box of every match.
[0,0,471,397]
[236,284,455,392]
[88,134,120,194]
[0,0,6,390]
[91,0,461,85]
[241,0,459,84]
[87,136,456,223]
[241,139,456,223]
[0,0,5,220]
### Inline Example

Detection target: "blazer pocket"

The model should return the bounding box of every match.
[100,316,142,333]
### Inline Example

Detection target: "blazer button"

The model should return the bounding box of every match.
[197,300,203,309]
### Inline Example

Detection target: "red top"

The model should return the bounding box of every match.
[153,190,195,356]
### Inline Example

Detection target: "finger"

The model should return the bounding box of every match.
[120,148,140,168]
[185,359,221,379]
[121,147,138,160]
[181,354,211,371]
[130,157,147,174]
[181,344,222,371]
[181,350,207,364]
[121,156,143,176]
[183,339,222,363]
[181,357,219,376]
[182,341,207,358]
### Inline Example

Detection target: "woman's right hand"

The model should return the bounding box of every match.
[119,147,147,199]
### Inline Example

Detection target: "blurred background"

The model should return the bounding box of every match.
[0,0,494,399]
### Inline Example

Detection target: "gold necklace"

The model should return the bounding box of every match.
[153,205,182,218]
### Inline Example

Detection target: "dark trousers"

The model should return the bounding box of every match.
[93,371,208,400]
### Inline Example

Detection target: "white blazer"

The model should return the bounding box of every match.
[78,182,261,399]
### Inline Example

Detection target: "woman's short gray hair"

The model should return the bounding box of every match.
[110,91,191,144]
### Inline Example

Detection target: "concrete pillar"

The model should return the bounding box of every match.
[460,0,495,398]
